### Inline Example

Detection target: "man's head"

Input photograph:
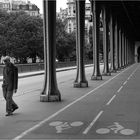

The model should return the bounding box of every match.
[3,56,10,65]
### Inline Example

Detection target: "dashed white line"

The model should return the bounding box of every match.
[127,77,130,80]
[117,86,123,93]
[83,110,104,134]
[106,95,116,106]
[127,66,138,80]
[123,81,127,85]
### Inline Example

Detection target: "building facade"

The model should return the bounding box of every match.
[57,8,68,21]
[66,0,92,33]
[0,0,40,16]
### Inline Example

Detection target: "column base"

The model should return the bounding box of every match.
[40,94,61,102]
[73,81,88,88]
[91,75,102,80]
[102,72,111,76]
[110,69,117,73]
[120,66,125,69]
[116,67,122,71]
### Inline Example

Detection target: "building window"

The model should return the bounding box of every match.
[73,5,76,14]
[69,6,71,15]
[29,5,32,10]
[17,5,19,9]
[69,28,71,33]
[32,12,35,16]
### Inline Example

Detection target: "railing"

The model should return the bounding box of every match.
[0,60,93,76]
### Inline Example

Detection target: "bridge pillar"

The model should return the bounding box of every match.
[125,37,128,66]
[122,32,125,68]
[40,0,61,102]
[119,28,122,69]
[128,40,130,65]
[102,4,111,76]
[73,0,88,88]
[109,12,116,72]
[91,1,102,80]
[114,20,120,70]
[123,34,126,67]
[129,41,131,65]
[132,41,135,64]
[128,40,135,65]
[126,38,129,65]
[124,33,127,67]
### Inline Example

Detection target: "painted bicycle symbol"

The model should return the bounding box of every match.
[96,122,135,135]
[49,121,83,133]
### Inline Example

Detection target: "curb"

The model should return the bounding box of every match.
[0,64,94,81]
[19,64,94,78]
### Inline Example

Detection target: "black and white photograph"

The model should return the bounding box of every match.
[0,0,139,139]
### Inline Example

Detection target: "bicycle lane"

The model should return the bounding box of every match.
[13,63,139,140]
[85,64,140,139]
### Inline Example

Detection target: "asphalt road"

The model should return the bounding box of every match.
[0,64,140,140]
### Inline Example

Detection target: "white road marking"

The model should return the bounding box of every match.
[117,86,123,93]
[127,66,138,80]
[106,95,116,105]
[96,122,135,135]
[127,77,130,80]
[13,65,133,140]
[117,65,139,94]
[49,121,84,133]
[123,81,127,85]
[83,111,104,134]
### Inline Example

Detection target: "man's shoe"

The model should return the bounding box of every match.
[5,112,13,116]
[12,106,19,113]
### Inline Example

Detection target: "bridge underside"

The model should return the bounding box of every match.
[108,1,140,41]
[40,0,140,102]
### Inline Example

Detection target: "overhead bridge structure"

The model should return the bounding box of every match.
[40,0,140,102]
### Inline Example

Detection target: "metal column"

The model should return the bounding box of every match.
[102,5,111,76]
[119,28,122,69]
[40,0,61,102]
[124,33,127,67]
[125,37,128,66]
[91,1,102,80]
[73,0,88,88]
[122,32,125,68]
[114,20,119,70]
[109,12,116,72]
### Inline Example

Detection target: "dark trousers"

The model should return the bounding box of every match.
[2,86,18,113]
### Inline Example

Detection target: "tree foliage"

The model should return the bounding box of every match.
[0,11,76,63]
[12,13,43,63]
[0,11,43,63]
[56,18,76,61]
[56,32,76,61]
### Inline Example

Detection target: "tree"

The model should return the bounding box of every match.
[0,11,43,63]
[56,18,76,61]
[12,13,43,63]
[0,11,76,63]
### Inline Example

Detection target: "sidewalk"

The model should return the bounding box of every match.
[0,64,94,81]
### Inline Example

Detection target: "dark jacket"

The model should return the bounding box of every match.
[2,63,18,91]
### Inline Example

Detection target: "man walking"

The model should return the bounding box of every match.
[2,56,18,116]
